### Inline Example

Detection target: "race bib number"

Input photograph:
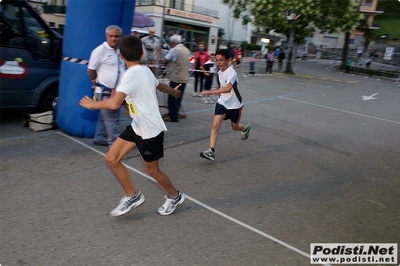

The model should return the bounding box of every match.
[126,102,137,116]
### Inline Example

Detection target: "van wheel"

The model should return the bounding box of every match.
[40,88,58,112]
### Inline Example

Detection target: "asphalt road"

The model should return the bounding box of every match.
[1,61,399,266]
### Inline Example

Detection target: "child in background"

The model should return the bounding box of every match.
[234,46,242,71]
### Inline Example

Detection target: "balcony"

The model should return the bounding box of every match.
[369,22,380,29]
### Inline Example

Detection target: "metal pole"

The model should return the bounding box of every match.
[160,0,166,40]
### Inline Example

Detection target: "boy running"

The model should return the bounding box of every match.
[199,49,251,161]
[80,35,185,216]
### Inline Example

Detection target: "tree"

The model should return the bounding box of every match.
[218,28,226,39]
[221,0,362,74]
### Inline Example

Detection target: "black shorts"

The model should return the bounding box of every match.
[215,102,243,124]
[119,125,164,162]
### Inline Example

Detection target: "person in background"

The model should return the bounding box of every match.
[80,35,185,217]
[234,46,242,71]
[274,47,280,57]
[141,27,160,76]
[219,41,228,50]
[161,34,190,122]
[249,51,259,76]
[193,42,210,97]
[227,42,235,60]
[87,25,126,147]
[202,53,217,104]
[345,58,352,73]
[131,30,139,37]
[265,50,274,74]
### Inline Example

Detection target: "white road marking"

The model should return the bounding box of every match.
[279,97,400,125]
[362,93,379,101]
[57,131,332,266]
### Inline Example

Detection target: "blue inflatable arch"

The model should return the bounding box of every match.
[57,0,135,137]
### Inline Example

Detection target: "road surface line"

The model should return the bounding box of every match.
[280,97,400,125]
[57,131,331,266]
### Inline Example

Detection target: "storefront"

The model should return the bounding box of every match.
[164,21,210,53]
[135,5,219,54]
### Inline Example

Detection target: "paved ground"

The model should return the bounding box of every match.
[1,61,399,266]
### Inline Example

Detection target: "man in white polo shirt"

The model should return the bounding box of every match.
[88,25,126,147]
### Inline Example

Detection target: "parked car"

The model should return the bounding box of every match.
[0,0,63,111]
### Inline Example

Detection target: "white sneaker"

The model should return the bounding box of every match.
[193,93,198,97]
[157,191,185,215]
[109,191,145,216]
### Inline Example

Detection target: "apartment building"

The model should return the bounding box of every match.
[311,0,384,49]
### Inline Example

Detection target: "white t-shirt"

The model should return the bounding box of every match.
[217,66,243,109]
[117,65,167,139]
[88,42,126,93]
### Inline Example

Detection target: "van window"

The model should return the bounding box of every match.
[0,2,53,59]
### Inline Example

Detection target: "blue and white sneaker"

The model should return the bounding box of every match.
[109,191,145,216]
[200,148,215,161]
[157,191,185,216]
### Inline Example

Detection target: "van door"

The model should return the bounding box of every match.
[0,0,62,110]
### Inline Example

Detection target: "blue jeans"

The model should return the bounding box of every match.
[93,92,120,145]
[167,81,186,122]
[249,62,255,75]
[204,73,214,90]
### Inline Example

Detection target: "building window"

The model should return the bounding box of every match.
[170,0,184,10]
[363,0,372,7]
[137,0,155,5]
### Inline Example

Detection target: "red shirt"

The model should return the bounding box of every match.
[234,50,242,61]
[194,51,210,70]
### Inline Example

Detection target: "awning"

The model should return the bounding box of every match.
[132,12,155,28]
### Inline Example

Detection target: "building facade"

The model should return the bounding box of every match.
[311,0,384,49]
[135,0,219,53]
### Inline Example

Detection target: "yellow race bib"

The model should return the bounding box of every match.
[126,102,137,116]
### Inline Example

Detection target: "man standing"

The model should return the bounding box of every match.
[88,25,126,147]
[162,34,190,122]
[141,28,160,76]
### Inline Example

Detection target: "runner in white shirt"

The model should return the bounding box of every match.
[80,35,185,217]
[199,49,251,161]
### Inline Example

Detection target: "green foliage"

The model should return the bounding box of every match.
[244,43,261,51]
[377,0,400,13]
[372,1,400,42]
[371,14,400,42]
[218,28,226,38]
[221,0,362,44]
